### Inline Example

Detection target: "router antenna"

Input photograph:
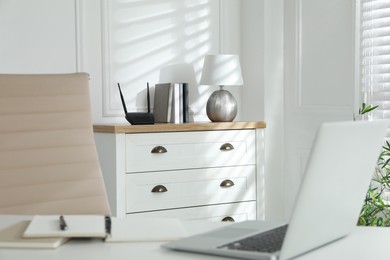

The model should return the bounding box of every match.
[117,83,128,114]
[147,82,151,113]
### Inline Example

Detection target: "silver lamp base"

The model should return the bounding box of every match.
[206,86,237,122]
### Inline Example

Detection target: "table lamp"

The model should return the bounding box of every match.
[200,54,243,122]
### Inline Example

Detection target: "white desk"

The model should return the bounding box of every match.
[1,215,390,260]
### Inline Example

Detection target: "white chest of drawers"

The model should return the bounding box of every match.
[94,122,266,222]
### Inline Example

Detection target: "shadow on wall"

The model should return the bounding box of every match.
[107,0,219,119]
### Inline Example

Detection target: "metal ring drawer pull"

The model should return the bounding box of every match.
[151,146,167,154]
[222,216,235,222]
[220,143,234,151]
[220,179,235,188]
[151,185,168,193]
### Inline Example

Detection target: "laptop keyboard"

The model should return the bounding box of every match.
[219,225,288,253]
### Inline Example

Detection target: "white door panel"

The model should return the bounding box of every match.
[284,0,356,218]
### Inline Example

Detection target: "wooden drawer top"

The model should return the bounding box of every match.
[93,121,266,134]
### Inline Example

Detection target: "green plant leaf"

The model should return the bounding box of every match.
[355,103,390,227]
[378,217,384,226]
[359,104,379,115]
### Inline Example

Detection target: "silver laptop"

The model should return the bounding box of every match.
[163,120,390,260]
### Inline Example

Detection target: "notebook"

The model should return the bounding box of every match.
[23,215,186,242]
[163,120,390,260]
[0,221,68,249]
[23,215,106,238]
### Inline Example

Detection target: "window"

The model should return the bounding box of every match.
[360,0,390,119]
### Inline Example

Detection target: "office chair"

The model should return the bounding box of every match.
[0,73,111,215]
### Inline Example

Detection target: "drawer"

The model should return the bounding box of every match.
[125,130,255,173]
[126,201,257,222]
[125,165,256,213]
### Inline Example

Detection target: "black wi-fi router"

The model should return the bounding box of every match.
[117,82,155,125]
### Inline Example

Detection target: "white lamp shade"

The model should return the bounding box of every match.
[200,54,244,86]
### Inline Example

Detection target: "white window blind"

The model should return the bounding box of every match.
[360,0,390,119]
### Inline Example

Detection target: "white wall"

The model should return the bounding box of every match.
[0,0,77,73]
[241,0,264,121]
[263,0,285,221]
[240,0,285,221]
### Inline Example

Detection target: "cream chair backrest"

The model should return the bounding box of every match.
[0,73,111,215]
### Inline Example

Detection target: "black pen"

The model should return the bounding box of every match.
[59,215,68,231]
